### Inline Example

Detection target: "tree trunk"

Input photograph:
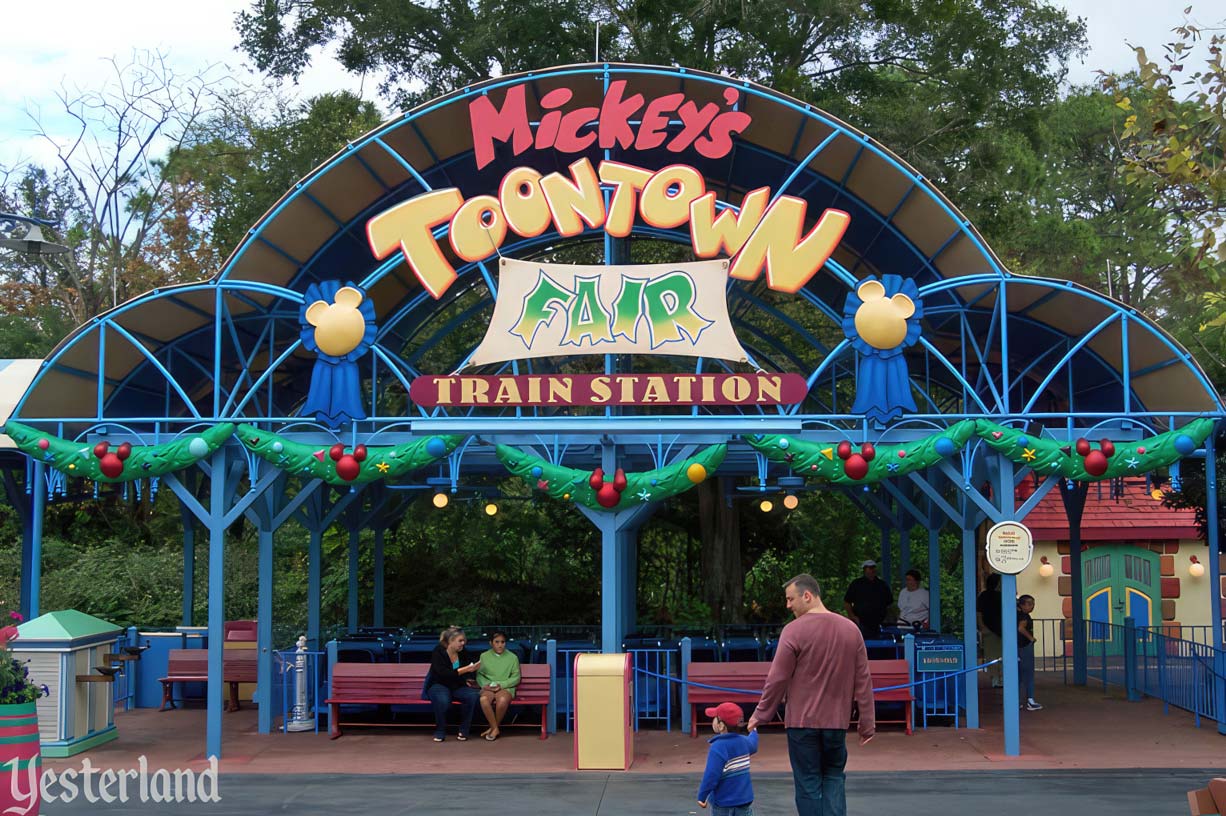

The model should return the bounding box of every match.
[698,477,743,623]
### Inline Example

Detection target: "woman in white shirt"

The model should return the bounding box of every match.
[897,569,930,629]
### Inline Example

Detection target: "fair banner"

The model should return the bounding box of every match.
[466,258,751,368]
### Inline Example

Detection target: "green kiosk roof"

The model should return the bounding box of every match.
[16,610,122,642]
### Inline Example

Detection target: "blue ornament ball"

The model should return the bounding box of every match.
[187,438,209,458]
[1174,434,1196,456]
[1016,436,1029,447]
[650,479,658,486]
[425,438,447,458]
[778,438,790,450]
[271,441,284,454]
[530,466,543,478]
[934,438,956,457]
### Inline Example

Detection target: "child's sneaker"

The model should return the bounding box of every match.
[1026,699,1043,711]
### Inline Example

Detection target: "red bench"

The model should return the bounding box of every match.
[686,658,914,737]
[159,649,258,713]
[856,659,913,736]
[325,663,551,740]
[687,662,775,737]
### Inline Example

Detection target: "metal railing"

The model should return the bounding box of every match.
[627,648,675,731]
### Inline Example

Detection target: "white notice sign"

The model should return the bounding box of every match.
[985,521,1034,575]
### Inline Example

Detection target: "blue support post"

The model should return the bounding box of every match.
[546,639,558,734]
[1000,573,1020,754]
[1123,615,1140,702]
[928,524,941,632]
[308,528,322,649]
[348,526,359,633]
[880,526,892,586]
[961,526,979,729]
[599,512,622,653]
[29,461,45,618]
[205,449,226,760]
[373,527,385,628]
[19,515,32,623]
[256,523,274,734]
[680,637,692,735]
[1062,480,1089,686]
[1203,432,1226,734]
[181,515,195,627]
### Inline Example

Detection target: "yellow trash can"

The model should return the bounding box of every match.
[573,653,634,770]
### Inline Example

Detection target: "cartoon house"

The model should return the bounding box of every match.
[1015,476,1223,655]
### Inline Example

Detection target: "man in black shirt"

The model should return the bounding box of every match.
[976,573,1003,687]
[843,560,893,639]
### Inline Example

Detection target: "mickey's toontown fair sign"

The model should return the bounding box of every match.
[4,64,1222,761]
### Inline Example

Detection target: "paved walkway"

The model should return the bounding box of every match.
[37,770,1219,814]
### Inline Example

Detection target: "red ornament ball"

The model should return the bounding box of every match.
[1083,450,1109,477]
[353,445,368,462]
[1075,438,1091,456]
[897,449,906,459]
[329,443,346,462]
[99,453,124,478]
[836,441,853,460]
[93,442,110,459]
[844,454,869,480]
[335,455,361,482]
[37,438,49,450]
[860,443,876,462]
[1098,438,1115,458]
[1136,446,1147,455]
[116,442,132,460]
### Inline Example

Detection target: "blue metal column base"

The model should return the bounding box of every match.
[373,528,385,628]
[961,526,979,729]
[598,512,622,652]
[29,461,45,618]
[206,449,226,760]
[348,526,359,634]
[256,525,274,734]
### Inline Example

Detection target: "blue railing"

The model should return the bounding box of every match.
[908,639,965,728]
[627,648,675,731]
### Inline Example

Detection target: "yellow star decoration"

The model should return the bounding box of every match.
[1021,448,1037,462]
[376,462,390,473]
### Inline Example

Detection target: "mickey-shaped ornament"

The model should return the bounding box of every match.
[590,467,628,509]
[330,443,368,482]
[94,441,132,479]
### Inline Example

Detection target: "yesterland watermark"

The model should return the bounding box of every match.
[3,755,220,813]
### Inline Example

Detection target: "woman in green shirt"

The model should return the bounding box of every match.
[477,631,521,741]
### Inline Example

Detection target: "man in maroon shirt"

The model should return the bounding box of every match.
[747,574,874,816]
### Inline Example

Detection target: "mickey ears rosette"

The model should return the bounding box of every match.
[299,281,378,428]
[841,275,923,424]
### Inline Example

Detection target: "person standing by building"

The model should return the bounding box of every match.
[897,569,930,629]
[1017,594,1042,710]
[843,560,892,639]
[976,573,1004,687]
[748,574,874,816]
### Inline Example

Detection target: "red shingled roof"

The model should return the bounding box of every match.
[1016,477,1199,541]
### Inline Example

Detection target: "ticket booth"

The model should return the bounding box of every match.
[573,653,633,770]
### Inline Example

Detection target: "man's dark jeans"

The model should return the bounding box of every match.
[786,728,848,816]
[426,684,480,739]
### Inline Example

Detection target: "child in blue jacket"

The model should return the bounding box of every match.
[697,702,759,816]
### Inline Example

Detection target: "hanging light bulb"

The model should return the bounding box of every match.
[1038,556,1054,578]
[485,502,498,516]
[783,494,799,510]
[760,499,773,513]
[1189,555,1205,578]
[432,492,449,508]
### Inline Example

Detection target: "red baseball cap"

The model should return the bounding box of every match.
[705,702,744,726]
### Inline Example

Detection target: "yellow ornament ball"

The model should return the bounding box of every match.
[686,463,708,484]
[563,493,571,500]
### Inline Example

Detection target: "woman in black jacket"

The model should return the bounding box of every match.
[427,626,481,742]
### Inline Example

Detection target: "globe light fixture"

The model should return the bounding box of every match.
[1038,556,1054,578]
[432,491,449,508]
[783,494,799,510]
[1189,555,1205,578]
[759,499,773,513]
[485,502,498,516]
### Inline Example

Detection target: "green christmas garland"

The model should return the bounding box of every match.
[496,443,727,512]
[1,421,235,482]
[745,420,978,485]
[975,418,1215,480]
[236,424,465,485]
